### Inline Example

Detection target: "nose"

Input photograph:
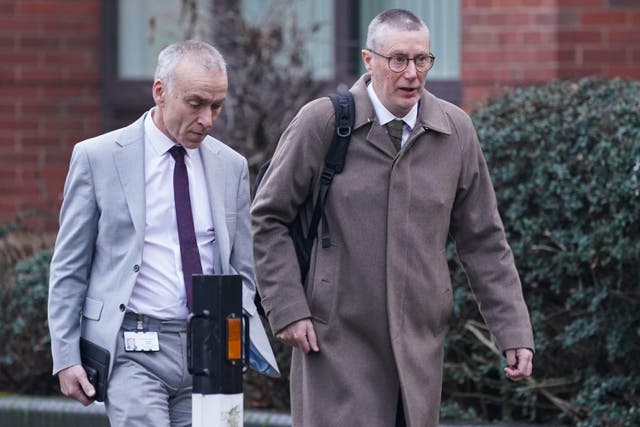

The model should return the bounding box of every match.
[197,109,214,130]
[403,60,418,79]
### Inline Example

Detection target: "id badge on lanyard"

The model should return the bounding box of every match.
[124,317,160,352]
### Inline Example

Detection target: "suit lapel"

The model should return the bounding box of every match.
[113,114,146,249]
[200,139,227,274]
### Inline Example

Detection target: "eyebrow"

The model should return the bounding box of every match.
[389,51,429,56]
[184,95,206,103]
[184,95,225,106]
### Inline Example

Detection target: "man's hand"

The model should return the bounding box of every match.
[504,348,533,381]
[58,364,96,406]
[276,318,319,353]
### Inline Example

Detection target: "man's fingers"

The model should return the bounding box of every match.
[291,320,311,353]
[516,349,533,376]
[298,334,311,353]
[58,365,95,406]
[75,391,93,406]
[504,348,533,381]
[60,380,92,405]
[504,365,524,381]
[79,374,96,399]
[513,348,533,374]
[276,319,320,353]
[305,322,319,353]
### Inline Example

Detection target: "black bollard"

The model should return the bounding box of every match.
[188,274,248,426]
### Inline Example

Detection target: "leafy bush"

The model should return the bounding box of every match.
[0,216,57,394]
[244,323,292,409]
[441,77,640,426]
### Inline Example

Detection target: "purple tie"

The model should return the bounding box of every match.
[169,145,202,310]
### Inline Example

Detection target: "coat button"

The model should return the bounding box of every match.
[133,264,140,272]
[119,304,126,312]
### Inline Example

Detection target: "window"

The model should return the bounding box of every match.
[242,0,335,81]
[102,0,461,130]
[116,0,333,81]
[117,0,213,80]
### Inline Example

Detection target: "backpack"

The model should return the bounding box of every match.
[252,90,355,317]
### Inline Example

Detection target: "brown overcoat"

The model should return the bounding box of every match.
[251,74,534,427]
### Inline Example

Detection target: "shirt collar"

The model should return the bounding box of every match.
[144,108,201,160]
[144,108,179,157]
[366,83,418,130]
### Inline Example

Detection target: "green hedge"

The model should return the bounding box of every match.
[0,216,56,395]
[441,77,640,426]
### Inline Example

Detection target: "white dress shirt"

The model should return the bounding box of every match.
[367,82,418,147]
[127,110,216,319]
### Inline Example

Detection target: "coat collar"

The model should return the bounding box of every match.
[350,73,452,136]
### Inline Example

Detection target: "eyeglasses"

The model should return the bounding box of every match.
[366,48,436,73]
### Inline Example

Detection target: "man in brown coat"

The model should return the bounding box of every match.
[251,8,534,427]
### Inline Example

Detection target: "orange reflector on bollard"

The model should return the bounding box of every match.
[227,317,242,360]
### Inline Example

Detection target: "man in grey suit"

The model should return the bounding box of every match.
[48,40,278,427]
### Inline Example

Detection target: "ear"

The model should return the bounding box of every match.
[361,49,373,72]
[152,80,165,107]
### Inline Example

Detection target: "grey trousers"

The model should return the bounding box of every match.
[105,314,192,427]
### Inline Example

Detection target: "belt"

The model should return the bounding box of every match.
[122,312,188,333]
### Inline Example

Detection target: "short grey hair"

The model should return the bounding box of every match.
[366,9,429,51]
[154,40,226,93]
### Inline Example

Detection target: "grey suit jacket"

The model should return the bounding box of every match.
[48,111,279,378]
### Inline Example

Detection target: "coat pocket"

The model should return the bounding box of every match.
[307,242,340,325]
[82,296,104,321]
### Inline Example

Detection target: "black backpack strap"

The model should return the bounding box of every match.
[252,159,271,197]
[305,90,355,251]
[252,90,354,314]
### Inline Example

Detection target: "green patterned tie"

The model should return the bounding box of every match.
[386,119,404,152]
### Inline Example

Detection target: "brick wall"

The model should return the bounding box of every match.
[461,0,640,110]
[557,0,640,80]
[0,0,101,227]
[1,1,638,225]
